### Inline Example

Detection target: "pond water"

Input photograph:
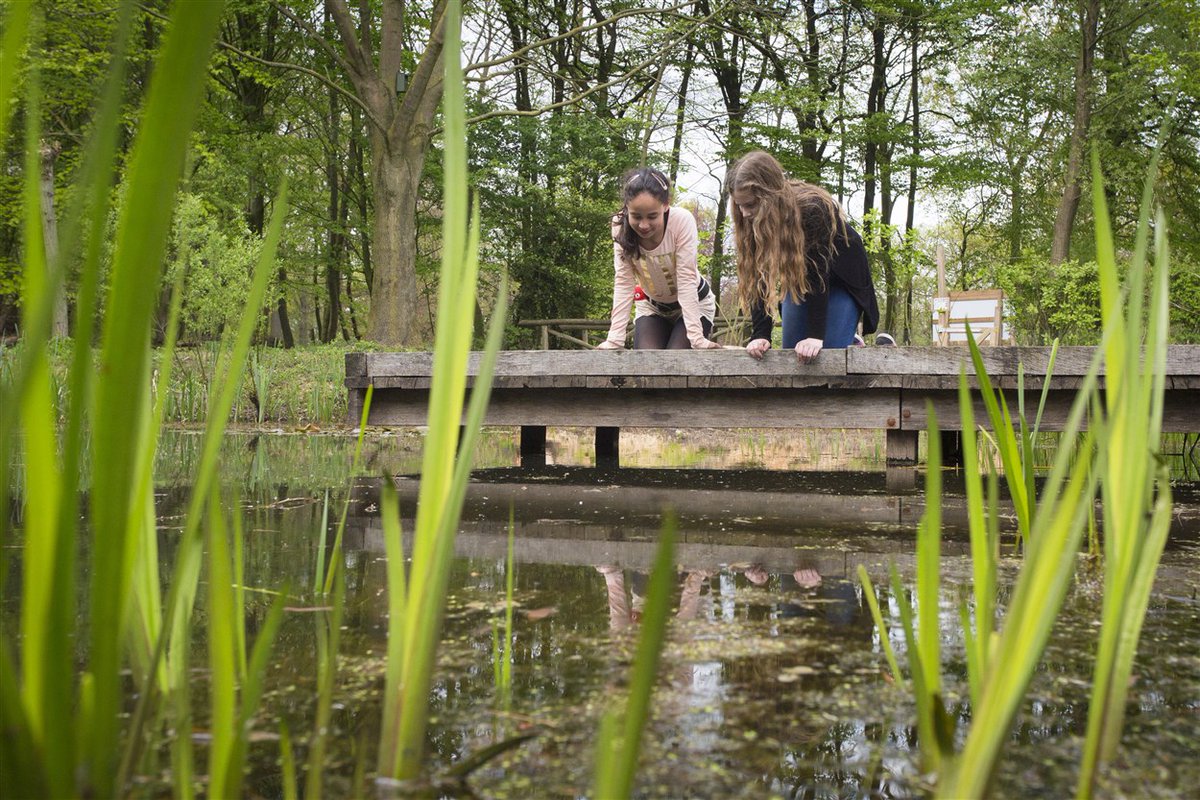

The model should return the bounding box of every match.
[8,428,1198,797]
[143,429,1200,798]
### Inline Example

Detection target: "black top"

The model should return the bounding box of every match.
[748,222,880,341]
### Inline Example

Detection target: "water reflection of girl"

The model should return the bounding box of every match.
[595,565,713,630]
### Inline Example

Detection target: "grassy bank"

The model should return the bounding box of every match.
[2,340,362,426]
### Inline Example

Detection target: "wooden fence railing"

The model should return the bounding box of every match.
[516,316,751,349]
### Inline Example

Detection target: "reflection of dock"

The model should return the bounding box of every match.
[342,468,1200,577]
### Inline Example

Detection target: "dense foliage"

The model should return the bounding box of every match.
[2,0,1197,347]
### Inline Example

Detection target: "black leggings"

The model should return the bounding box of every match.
[633,315,713,349]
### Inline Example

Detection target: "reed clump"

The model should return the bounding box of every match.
[858,143,1174,798]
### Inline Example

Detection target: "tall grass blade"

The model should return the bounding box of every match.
[119,179,288,790]
[304,566,344,800]
[378,478,408,774]
[958,370,995,702]
[85,1,226,790]
[321,385,374,595]
[501,506,516,692]
[0,0,32,146]
[280,723,298,800]
[15,67,65,795]
[939,431,1098,798]
[856,566,901,684]
[382,0,512,780]
[206,490,238,800]
[593,515,678,798]
[1076,156,1173,798]
[965,326,1032,545]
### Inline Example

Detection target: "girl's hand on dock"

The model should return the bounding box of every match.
[595,339,623,350]
[745,338,771,359]
[693,338,723,350]
[794,338,824,362]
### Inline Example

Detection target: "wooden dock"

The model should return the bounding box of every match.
[344,346,1200,466]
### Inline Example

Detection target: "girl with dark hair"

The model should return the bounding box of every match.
[726,151,879,362]
[596,167,722,350]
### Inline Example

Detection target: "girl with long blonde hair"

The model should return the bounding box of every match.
[726,151,879,361]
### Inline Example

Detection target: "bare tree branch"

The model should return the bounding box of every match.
[137,2,387,132]
[466,0,698,75]
[464,1,725,127]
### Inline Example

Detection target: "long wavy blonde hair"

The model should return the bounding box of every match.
[727,151,846,313]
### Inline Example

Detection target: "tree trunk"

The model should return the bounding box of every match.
[325,0,447,347]
[365,132,428,345]
[711,182,729,310]
[39,141,68,338]
[668,44,693,185]
[1050,0,1099,265]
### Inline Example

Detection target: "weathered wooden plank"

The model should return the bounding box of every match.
[849,346,1098,376]
[687,375,797,389]
[849,345,1200,376]
[491,375,589,389]
[366,348,849,378]
[365,387,901,429]
[345,352,367,378]
[901,387,1200,432]
[584,375,690,389]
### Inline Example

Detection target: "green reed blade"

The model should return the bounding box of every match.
[378,478,408,775]
[593,515,677,799]
[321,383,373,596]
[305,566,343,800]
[888,562,938,771]
[128,274,185,694]
[233,502,247,680]
[0,638,49,797]
[0,0,32,147]
[1032,339,1060,436]
[33,8,136,787]
[118,178,287,791]
[1076,190,1174,797]
[966,327,1031,544]
[502,506,516,691]
[85,2,226,790]
[314,490,329,594]
[230,587,288,797]
[169,590,194,800]
[940,432,1098,798]
[387,0,514,781]
[280,723,297,800]
[960,600,980,706]
[958,371,994,687]
[206,491,237,800]
[856,565,902,684]
[15,68,66,792]
[917,407,943,747]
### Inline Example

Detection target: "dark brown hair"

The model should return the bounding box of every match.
[612,167,671,262]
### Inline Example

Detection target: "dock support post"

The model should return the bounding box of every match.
[886,429,919,465]
[520,425,547,468]
[596,426,620,468]
[939,430,963,467]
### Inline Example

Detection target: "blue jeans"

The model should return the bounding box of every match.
[781,284,860,348]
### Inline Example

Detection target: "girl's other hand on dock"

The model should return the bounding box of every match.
[595,339,623,350]
[794,338,823,362]
[745,338,771,359]
[693,338,723,350]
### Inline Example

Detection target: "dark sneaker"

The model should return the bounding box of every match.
[875,332,896,346]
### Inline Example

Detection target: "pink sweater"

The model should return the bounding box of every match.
[604,208,708,347]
